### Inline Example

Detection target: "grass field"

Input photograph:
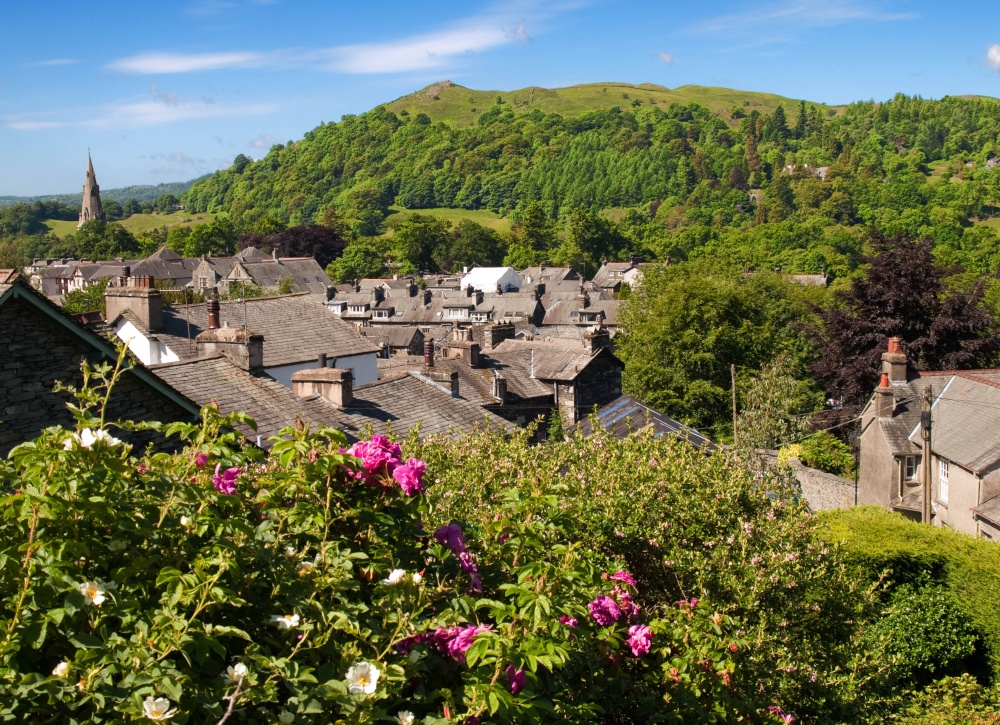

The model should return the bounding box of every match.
[384,206,512,234]
[44,211,216,238]
[384,81,838,129]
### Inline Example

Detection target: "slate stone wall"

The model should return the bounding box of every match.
[0,296,194,456]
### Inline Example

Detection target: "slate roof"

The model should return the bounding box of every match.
[574,394,717,450]
[154,294,378,367]
[131,255,200,283]
[869,369,1000,473]
[591,262,636,289]
[239,258,332,294]
[147,247,182,261]
[541,298,619,327]
[360,326,422,349]
[974,496,1000,527]
[911,371,1000,474]
[351,372,514,437]
[150,356,513,445]
[490,338,616,382]
[151,356,354,445]
[519,266,579,283]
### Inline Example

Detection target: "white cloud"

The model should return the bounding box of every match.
[686,0,916,37]
[249,133,278,148]
[148,151,203,165]
[5,89,276,131]
[106,4,554,76]
[656,51,673,63]
[29,58,78,67]
[328,22,516,74]
[988,44,1000,69]
[107,51,273,74]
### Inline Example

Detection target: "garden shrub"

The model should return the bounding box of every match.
[796,432,856,478]
[412,426,889,722]
[0,359,750,723]
[865,576,979,686]
[822,506,1000,680]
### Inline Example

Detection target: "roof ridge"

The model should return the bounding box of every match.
[953,371,1000,391]
[149,353,227,369]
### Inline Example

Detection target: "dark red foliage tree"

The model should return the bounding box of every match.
[810,231,1000,406]
[238,224,348,269]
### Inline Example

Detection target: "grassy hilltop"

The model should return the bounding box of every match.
[383,80,837,127]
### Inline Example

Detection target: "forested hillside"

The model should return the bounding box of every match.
[183,88,1000,280]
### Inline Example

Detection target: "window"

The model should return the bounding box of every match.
[446,308,467,318]
[939,459,949,503]
[903,456,919,482]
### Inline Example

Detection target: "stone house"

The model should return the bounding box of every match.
[591,258,646,296]
[0,276,199,456]
[858,337,1000,538]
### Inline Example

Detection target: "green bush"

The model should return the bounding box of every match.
[866,576,979,686]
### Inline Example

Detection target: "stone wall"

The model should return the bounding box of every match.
[0,296,194,455]
[557,352,624,424]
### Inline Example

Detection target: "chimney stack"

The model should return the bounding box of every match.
[104,284,164,333]
[424,339,435,368]
[206,299,220,329]
[195,327,264,371]
[492,375,507,402]
[292,367,353,408]
[317,353,327,368]
[875,373,894,418]
[882,336,908,383]
[584,327,611,353]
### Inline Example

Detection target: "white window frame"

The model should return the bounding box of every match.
[939,459,949,503]
[903,455,919,482]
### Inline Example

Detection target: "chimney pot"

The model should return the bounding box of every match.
[207,299,221,329]
[888,336,903,354]
[424,339,434,367]
[317,353,327,368]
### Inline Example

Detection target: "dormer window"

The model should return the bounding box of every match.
[348,304,369,314]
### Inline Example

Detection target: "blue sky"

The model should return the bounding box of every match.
[3,0,1000,196]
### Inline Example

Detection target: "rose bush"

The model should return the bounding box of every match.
[0,360,748,723]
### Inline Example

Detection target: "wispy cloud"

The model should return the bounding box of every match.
[107,50,274,74]
[148,151,203,165]
[248,133,278,148]
[988,44,1000,69]
[686,0,916,38]
[5,88,276,131]
[656,51,673,64]
[28,58,78,67]
[106,4,552,76]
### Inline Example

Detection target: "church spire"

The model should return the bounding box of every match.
[78,152,105,229]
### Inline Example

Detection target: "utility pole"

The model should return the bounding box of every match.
[921,385,933,525]
[731,364,738,446]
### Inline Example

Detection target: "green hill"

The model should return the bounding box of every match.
[384,80,835,128]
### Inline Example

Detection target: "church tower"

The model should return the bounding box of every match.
[78,153,106,228]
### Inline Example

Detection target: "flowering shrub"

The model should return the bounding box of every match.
[0,361,746,723]
[412,425,890,722]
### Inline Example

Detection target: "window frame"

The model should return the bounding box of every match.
[939,458,950,503]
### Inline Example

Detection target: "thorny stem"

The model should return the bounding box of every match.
[215,677,245,725]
